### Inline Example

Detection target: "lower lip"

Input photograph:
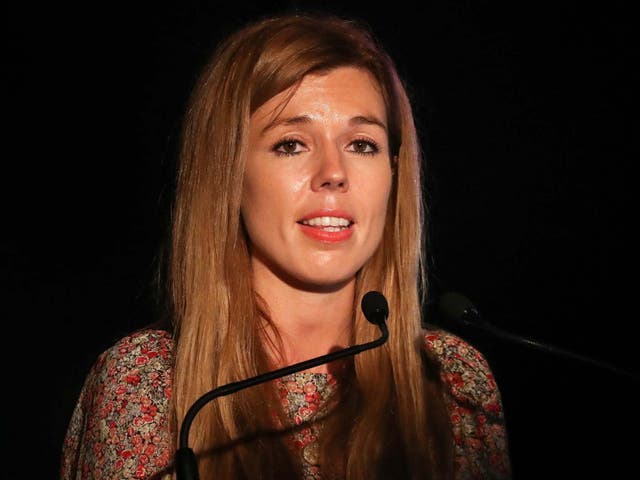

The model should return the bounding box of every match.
[298,223,354,243]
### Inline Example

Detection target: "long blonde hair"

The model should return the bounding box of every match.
[169,13,452,479]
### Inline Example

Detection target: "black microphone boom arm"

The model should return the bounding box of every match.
[174,290,390,480]
[179,324,388,448]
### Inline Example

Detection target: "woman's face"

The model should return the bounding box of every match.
[241,66,393,290]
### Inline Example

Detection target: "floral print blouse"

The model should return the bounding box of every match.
[61,329,511,479]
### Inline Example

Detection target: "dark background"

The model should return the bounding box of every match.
[5,1,636,478]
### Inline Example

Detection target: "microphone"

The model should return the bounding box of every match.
[174,290,390,480]
[433,290,639,381]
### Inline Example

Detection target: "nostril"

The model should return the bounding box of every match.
[312,171,349,192]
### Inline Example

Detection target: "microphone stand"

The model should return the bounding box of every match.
[457,311,639,380]
[175,291,390,480]
[435,291,640,382]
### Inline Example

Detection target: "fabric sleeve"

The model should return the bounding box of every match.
[424,330,512,479]
[60,330,175,480]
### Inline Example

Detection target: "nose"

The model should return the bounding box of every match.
[310,145,349,192]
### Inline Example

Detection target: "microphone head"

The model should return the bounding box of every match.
[438,291,480,322]
[361,291,389,326]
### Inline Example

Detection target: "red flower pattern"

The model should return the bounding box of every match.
[61,329,510,479]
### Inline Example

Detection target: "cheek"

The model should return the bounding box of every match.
[240,169,264,235]
[242,163,276,210]
[363,167,393,214]
[242,162,310,211]
[369,171,394,241]
[240,167,302,240]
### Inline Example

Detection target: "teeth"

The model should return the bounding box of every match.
[301,216,351,227]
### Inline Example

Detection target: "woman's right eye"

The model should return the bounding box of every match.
[273,139,306,156]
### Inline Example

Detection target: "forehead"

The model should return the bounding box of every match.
[251,66,387,127]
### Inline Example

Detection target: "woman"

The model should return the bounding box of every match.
[61,13,511,479]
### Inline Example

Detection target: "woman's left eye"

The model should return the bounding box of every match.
[348,139,379,155]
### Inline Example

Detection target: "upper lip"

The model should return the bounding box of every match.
[297,209,354,224]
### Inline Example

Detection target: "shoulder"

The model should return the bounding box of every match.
[422,328,501,411]
[97,328,175,377]
[61,329,175,479]
[84,328,175,404]
[422,329,511,478]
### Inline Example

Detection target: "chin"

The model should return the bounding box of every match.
[250,246,364,292]
[283,264,359,292]
[295,276,356,293]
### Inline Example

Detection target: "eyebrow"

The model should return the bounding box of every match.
[260,114,387,136]
[350,115,388,132]
[261,115,312,135]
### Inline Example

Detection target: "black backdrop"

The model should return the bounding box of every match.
[5,1,637,478]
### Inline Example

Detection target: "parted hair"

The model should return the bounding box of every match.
[168,13,452,479]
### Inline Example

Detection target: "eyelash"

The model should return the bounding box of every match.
[272,137,381,157]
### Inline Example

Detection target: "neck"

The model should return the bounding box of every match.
[251,261,356,372]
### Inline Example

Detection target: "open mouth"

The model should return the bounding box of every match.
[296,215,355,243]
[297,216,354,232]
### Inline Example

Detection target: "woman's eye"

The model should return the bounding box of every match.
[273,139,305,156]
[348,139,379,155]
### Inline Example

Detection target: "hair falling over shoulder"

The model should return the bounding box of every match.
[167,13,453,479]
